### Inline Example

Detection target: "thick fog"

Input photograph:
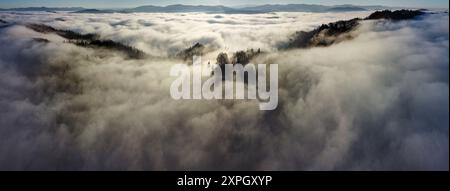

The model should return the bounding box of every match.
[0,11,448,170]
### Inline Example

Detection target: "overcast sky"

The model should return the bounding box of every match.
[0,0,449,9]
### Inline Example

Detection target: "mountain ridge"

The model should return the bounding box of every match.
[0,4,392,13]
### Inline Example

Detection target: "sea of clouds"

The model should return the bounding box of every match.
[0,11,448,170]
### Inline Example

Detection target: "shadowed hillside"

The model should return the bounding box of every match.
[26,24,146,59]
[285,10,426,49]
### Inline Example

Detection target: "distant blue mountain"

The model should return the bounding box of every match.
[0,7,84,12]
[128,4,235,13]
[327,7,368,12]
[73,9,115,13]
[0,4,393,14]
[239,4,331,12]
[126,4,373,13]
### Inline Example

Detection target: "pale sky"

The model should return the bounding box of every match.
[0,0,448,9]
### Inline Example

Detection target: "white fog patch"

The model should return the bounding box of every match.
[0,12,448,170]
[1,11,372,58]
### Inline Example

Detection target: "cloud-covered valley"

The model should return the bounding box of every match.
[0,11,448,170]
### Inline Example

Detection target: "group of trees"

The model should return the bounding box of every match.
[26,23,145,59]
[365,9,425,20]
[27,23,99,41]
[176,42,206,63]
[33,38,50,43]
[285,18,360,49]
[72,39,146,59]
[177,42,262,67]
[285,9,425,49]
[216,48,262,66]
[215,48,263,80]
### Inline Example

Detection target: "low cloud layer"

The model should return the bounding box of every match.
[0,11,448,170]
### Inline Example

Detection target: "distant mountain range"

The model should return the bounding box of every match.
[0,4,393,14]
[0,6,84,12]
[227,4,373,13]
[127,4,235,13]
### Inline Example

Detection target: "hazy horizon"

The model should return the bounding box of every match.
[0,0,449,9]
